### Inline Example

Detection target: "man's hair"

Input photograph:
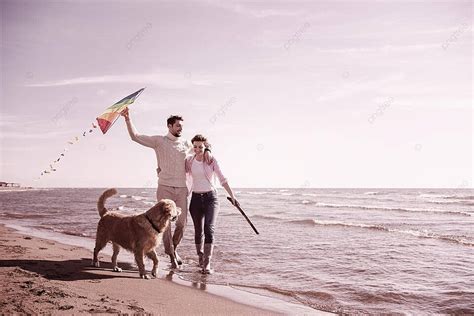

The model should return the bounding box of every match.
[167,115,183,126]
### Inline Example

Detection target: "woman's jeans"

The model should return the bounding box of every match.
[189,191,219,244]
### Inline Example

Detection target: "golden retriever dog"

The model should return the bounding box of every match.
[92,188,181,279]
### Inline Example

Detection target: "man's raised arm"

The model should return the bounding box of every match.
[121,108,159,148]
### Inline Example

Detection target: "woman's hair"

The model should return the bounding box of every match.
[191,134,211,149]
[191,134,207,143]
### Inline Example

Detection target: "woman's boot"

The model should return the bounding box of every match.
[195,243,204,267]
[202,243,214,274]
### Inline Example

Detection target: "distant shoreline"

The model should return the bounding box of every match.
[0,187,35,192]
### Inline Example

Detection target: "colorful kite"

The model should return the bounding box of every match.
[96,87,145,134]
[35,88,146,181]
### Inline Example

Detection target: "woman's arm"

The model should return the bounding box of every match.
[222,182,238,206]
[211,159,238,205]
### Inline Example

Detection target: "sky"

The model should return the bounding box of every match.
[0,0,472,188]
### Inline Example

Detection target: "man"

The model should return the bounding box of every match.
[121,108,211,268]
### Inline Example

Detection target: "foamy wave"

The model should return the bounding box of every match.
[426,200,474,206]
[290,219,474,246]
[60,230,90,237]
[251,214,283,221]
[142,201,155,206]
[3,212,47,219]
[445,195,474,200]
[313,202,472,217]
[118,194,147,201]
[230,284,336,309]
[418,192,474,207]
[111,205,138,212]
[419,193,452,199]
[132,195,146,201]
[419,193,474,200]
[247,191,271,195]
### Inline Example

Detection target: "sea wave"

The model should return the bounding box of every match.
[445,195,474,200]
[110,205,140,213]
[60,229,90,238]
[425,200,474,206]
[311,202,472,217]
[2,212,48,219]
[419,194,474,201]
[246,191,296,197]
[363,191,389,195]
[251,214,283,221]
[230,284,338,313]
[289,219,474,246]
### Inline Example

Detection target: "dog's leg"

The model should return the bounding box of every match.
[134,249,148,279]
[111,243,122,272]
[146,250,159,278]
[92,231,108,267]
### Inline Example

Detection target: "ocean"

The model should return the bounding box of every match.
[1,188,473,314]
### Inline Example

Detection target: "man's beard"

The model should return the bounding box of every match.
[171,131,181,137]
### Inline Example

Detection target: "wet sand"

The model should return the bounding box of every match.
[0,224,333,315]
[0,224,278,314]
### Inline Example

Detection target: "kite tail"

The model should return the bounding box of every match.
[97,188,117,218]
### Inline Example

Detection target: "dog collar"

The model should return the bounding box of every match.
[145,213,162,234]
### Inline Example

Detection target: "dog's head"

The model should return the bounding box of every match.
[154,199,181,222]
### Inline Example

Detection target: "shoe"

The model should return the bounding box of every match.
[174,250,183,266]
[202,243,214,274]
[195,243,204,267]
[169,255,180,269]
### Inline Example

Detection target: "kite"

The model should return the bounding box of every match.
[96,87,145,134]
[36,88,146,180]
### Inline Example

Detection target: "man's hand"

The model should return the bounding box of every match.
[203,150,214,165]
[121,107,130,121]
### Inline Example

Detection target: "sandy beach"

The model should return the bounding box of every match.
[0,224,292,315]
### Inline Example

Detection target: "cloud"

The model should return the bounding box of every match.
[0,113,78,140]
[205,0,305,18]
[25,72,219,89]
[314,43,441,54]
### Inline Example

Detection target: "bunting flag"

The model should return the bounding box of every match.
[36,88,146,180]
[96,88,145,134]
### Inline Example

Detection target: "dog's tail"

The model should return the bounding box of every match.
[97,188,117,218]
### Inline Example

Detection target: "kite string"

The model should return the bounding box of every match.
[34,122,98,180]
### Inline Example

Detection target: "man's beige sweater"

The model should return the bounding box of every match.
[126,119,192,188]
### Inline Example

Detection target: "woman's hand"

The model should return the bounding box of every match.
[230,196,239,207]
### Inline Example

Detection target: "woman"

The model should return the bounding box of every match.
[185,134,237,274]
